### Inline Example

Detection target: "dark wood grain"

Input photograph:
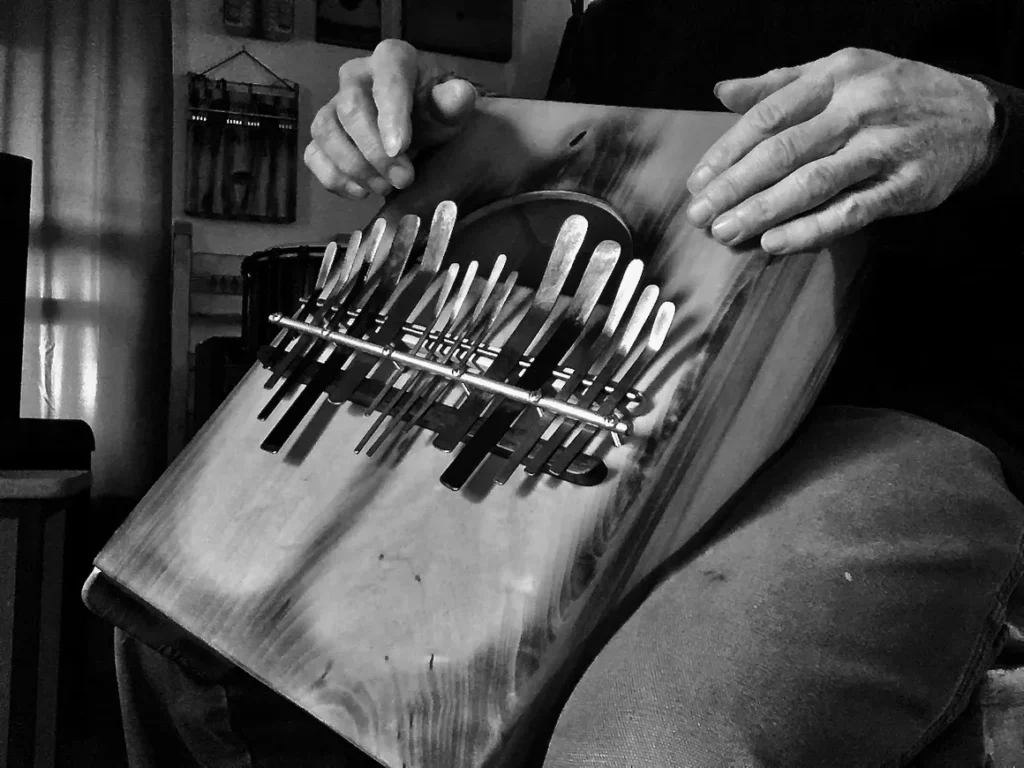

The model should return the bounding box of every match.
[85,99,866,768]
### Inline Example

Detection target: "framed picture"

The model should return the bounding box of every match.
[316,0,382,50]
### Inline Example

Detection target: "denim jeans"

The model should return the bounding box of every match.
[113,407,1024,767]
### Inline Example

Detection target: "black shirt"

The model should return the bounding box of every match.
[561,0,1024,494]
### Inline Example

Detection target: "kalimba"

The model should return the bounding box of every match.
[83,99,866,767]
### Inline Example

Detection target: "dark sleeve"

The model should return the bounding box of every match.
[963,76,1024,208]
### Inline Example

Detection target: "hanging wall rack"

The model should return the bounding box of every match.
[185,48,300,224]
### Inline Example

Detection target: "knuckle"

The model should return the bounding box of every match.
[765,133,800,168]
[306,150,342,190]
[371,70,405,98]
[833,93,871,129]
[310,104,337,138]
[894,164,935,208]
[832,47,866,70]
[808,215,828,242]
[373,38,413,60]
[309,108,326,138]
[743,193,776,226]
[867,78,904,119]
[302,142,318,169]
[884,184,912,210]
[334,88,362,122]
[902,160,928,189]
[710,173,744,208]
[797,162,837,199]
[748,99,788,134]
[880,57,916,85]
[337,58,363,82]
[838,195,871,229]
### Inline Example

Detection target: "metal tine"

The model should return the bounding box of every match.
[314,242,339,290]
[263,223,379,387]
[376,262,464,385]
[432,214,588,454]
[257,213,418,431]
[522,283,660,476]
[270,229,361,345]
[355,261,477,453]
[262,237,347,372]
[340,265,453,402]
[316,219,391,330]
[382,251,507,407]
[367,259,512,452]
[365,268,518,459]
[323,230,363,296]
[257,220,392,416]
[547,301,675,477]
[494,258,645,485]
[363,260,478,418]
[265,241,338,351]
[324,201,456,407]
[440,240,620,491]
[465,255,507,331]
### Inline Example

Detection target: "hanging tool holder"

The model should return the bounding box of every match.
[185,50,299,223]
[252,201,675,491]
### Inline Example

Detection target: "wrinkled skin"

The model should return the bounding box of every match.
[305,39,476,200]
[686,47,998,253]
[306,42,997,254]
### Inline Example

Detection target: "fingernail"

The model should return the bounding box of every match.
[687,165,714,194]
[367,176,391,196]
[383,129,401,158]
[761,229,788,253]
[688,198,715,228]
[711,214,742,244]
[387,164,413,189]
[344,181,368,198]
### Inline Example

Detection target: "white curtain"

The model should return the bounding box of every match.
[1,0,173,499]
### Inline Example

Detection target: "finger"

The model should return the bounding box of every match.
[759,177,895,254]
[687,73,834,195]
[410,77,478,149]
[708,141,884,246]
[370,40,418,157]
[335,75,414,190]
[311,105,392,195]
[688,107,855,231]
[714,65,804,114]
[304,141,370,200]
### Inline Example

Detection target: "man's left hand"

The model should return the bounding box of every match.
[686,48,997,254]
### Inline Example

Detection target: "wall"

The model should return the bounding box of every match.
[172,0,572,257]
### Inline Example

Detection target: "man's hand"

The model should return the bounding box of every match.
[686,48,997,254]
[306,39,478,199]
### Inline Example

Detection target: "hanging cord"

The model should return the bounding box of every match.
[196,46,296,93]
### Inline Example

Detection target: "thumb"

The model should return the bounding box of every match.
[408,77,478,152]
[430,78,478,124]
[715,65,802,113]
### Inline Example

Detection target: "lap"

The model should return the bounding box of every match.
[540,406,1024,767]
[115,407,1024,768]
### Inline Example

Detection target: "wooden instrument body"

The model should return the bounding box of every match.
[85,99,865,767]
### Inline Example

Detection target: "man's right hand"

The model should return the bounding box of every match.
[305,39,478,200]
